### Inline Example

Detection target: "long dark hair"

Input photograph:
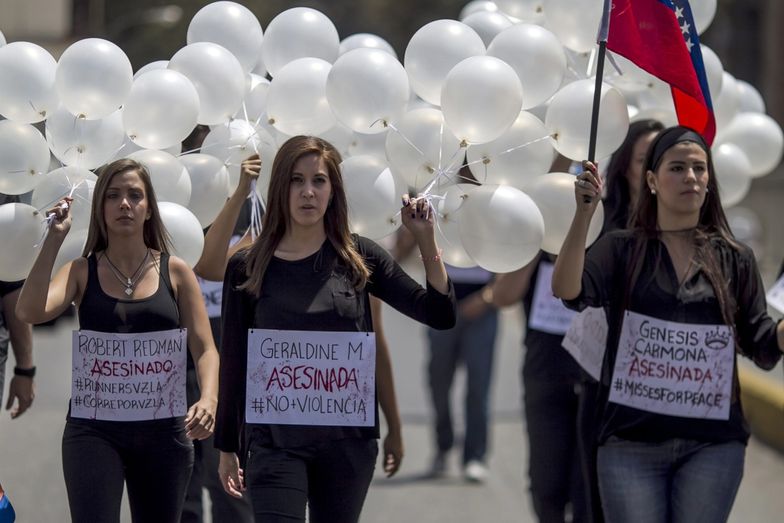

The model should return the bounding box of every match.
[82,159,171,257]
[604,119,664,231]
[625,126,740,333]
[240,136,370,297]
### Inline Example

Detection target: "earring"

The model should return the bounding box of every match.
[650,188,656,195]
[705,187,709,193]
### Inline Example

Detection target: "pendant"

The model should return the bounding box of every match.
[125,287,133,296]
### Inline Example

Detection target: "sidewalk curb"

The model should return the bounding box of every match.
[739,367,784,452]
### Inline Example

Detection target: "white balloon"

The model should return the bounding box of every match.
[713,72,741,132]
[441,56,522,144]
[523,172,604,254]
[435,184,479,268]
[252,53,268,78]
[349,130,389,161]
[0,30,5,47]
[180,154,230,227]
[716,113,783,178]
[385,108,464,190]
[339,34,397,59]
[0,203,45,281]
[201,120,262,178]
[31,167,96,231]
[158,202,204,267]
[699,45,723,102]
[115,137,181,160]
[404,20,486,106]
[735,80,765,114]
[46,107,125,169]
[690,0,717,34]
[327,48,409,134]
[0,42,58,123]
[544,0,604,53]
[266,58,336,136]
[123,69,200,150]
[461,11,513,47]
[458,184,544,272]
[320,123,355,158]
[262,7,339,78]
[467,111,554,190]
[168,42,246,125]
[53,228,88,277]
[487,24,566,110]
[460,1,500,21]
[494,0,545,24]
[187,1,264,73]
[606,54,659,95]
[711,143,751,208]
[133,60,168,79]
[545,79,629,161]
[236,77,270,123]
[341,156,401,239]
[0,121,51,194]
[55,38,132,119]
[126,150,191,206]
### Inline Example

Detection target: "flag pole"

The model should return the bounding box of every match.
[585,0,612,203]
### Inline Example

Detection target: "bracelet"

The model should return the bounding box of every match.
[14,366,36,378]
[419,249,443,262]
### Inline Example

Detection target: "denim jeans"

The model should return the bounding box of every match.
[427,307,498,464]
[597,437,745,523]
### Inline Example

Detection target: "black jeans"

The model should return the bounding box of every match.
[62,418,194,523]
[524,378,588,523]
[245,437,378,523]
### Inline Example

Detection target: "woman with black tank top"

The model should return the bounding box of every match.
[17,159,219,523]
[215,136,456,522]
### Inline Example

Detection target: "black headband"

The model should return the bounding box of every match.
[649,127,709,171]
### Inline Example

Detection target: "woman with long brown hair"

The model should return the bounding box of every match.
[215,135,456,522]
[552,126,784,522]
[17,159,219,522]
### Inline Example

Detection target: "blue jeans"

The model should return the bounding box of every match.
[427,308,498,464]
[597,437,745,523]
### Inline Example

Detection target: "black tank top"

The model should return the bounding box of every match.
[79,252,179,333]
[68,252,183,426]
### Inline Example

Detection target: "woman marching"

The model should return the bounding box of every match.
[16,159,220,523]
[552,125,784,522]
[215,135,456,522]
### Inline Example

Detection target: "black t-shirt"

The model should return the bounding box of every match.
[522,254,581,383]
[564,230,782,444]
[216,236,456,452]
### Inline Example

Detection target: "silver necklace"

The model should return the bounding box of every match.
[103,249,150,296]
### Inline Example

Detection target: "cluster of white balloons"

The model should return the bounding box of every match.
[0,0,781,280]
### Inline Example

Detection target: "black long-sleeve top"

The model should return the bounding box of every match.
[215,236,456,452]
[564,230,782,445]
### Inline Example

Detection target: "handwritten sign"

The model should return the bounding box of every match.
[198,278,223,319]
[70,329,187,421]
[766,274,784,315]
[528,261,576,335]
[561,307,608,381]
[609,311,734,420]
[245,329,375,427]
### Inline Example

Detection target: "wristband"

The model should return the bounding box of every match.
[14,366,36,378]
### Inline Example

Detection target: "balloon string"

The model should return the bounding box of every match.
[461,134,552,169]
[35,181,83,247]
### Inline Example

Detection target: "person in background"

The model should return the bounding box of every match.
[0,194,35,420]
[553,126,784,522]
[215,136,454,522]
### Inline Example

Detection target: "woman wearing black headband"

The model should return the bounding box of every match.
[552,126,784,522]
